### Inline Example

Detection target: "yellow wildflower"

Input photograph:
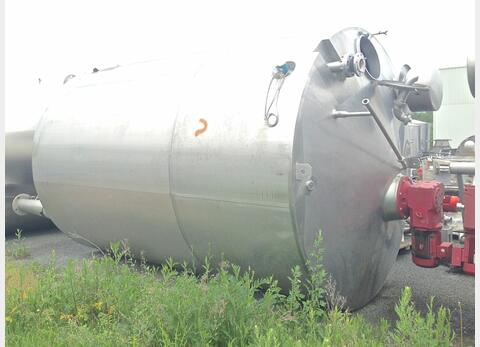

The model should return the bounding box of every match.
[93,301,103,311]
[60,313,74,321]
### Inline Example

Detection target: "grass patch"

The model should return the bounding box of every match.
[6,230,30,260]
[6,237,454,346]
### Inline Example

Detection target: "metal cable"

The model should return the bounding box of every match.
[264,76,286,127]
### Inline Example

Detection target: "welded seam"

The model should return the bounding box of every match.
[167,108,202,267]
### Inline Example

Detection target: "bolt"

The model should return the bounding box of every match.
[305,180,315,191]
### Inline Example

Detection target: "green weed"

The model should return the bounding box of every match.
[6,229,30,259]
[5,234,454,346]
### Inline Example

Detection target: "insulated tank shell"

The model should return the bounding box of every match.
[32,28,405,309]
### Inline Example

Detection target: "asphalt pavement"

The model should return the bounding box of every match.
[6,228,475,343]
[357,248,474,344]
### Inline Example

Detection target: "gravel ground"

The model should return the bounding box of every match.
[6,228,475,343]
[6,228,99,267]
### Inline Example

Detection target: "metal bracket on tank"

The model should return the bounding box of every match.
[332,99,407,170]
[295,163,315,191]
[295,163,312,181]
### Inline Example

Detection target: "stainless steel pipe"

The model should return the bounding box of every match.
[12,194,45,217]
[450,162,475,175]
[362,99,407,169]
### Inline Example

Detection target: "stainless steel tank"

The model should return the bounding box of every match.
[31,28,441,309]
[457,135,475,157]
[411,120,430,155]
[467,56,475,97]
[402,122,421,158]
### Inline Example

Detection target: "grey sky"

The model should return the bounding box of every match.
[5,0,475,131]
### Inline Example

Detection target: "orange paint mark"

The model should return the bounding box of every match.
[195,118,208,137]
